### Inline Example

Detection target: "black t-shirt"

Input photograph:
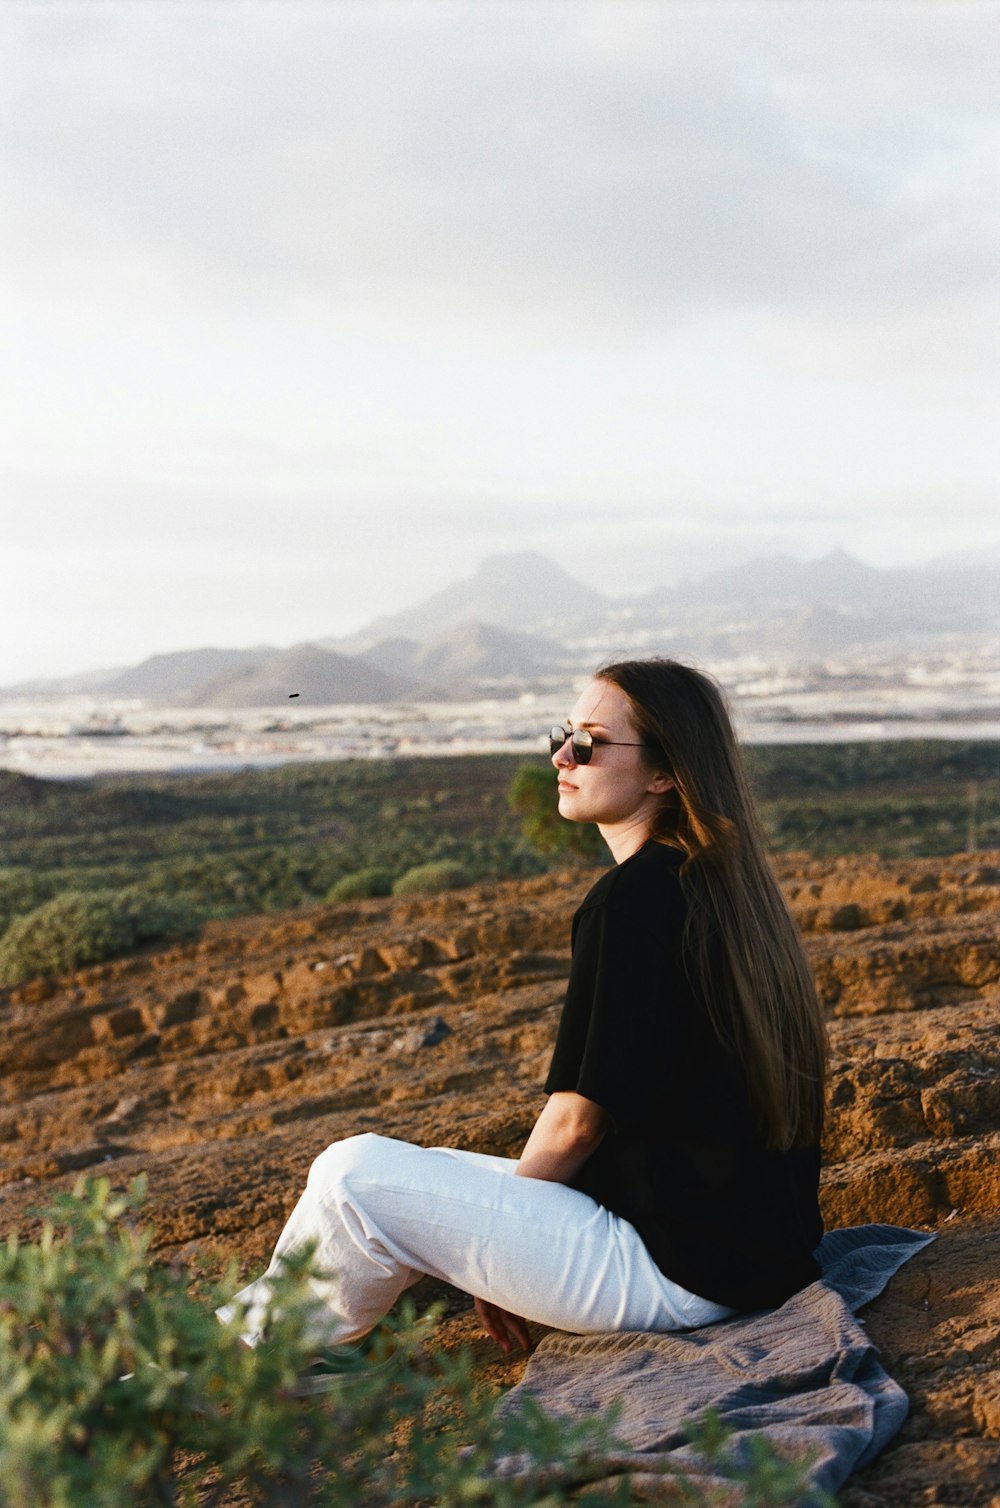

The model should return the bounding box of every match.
[544,841,822,1312]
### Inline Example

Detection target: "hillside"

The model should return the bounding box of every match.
[9,546,998,705]
[334,551,606,653]
[1,853,998,1502]
[183,643,417,708]
[359,619,565,695]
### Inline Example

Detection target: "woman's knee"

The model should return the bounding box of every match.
[307,1132,396,1193]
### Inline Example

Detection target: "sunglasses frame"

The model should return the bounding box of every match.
[548,725,648,764]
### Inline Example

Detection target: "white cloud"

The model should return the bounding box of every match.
[6,0,997,324]
[1,0,998,683]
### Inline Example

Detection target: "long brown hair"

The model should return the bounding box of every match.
[597,657,827,1150]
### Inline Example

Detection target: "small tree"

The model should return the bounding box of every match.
[508,765,606,864]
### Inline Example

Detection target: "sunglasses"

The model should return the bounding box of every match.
[548,725,648,764]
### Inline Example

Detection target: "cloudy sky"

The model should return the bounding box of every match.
[3,0,999,685]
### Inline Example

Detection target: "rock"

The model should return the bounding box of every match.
[92,1006,145,1041]
[971,1373,1000,1438]
[391,1017,453,1053]
[830,902,868,931]
[0,855,998,1505]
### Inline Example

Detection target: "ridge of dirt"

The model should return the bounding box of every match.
[2,853,999,1504]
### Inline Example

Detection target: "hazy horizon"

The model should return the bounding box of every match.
[5,1,998,686]
[5,538,999,691]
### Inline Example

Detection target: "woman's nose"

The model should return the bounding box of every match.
[551,732,576,769]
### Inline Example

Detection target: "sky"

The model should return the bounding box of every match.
[3,0,999,685]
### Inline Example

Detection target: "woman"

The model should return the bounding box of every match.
[221,658,827,1357]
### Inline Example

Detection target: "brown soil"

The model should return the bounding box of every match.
[2,852,999,1504]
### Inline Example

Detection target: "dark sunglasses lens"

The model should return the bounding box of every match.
[549,726,595,763]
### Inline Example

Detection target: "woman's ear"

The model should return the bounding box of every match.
[647,771,675,795]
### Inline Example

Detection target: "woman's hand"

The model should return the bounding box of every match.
[471,1094,607,1354]
[474,1296,532,1354]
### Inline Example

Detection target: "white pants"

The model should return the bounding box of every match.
[219,1133,735,1346]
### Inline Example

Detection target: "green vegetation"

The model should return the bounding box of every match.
[508,765,607,864]
[747,740,999,857]
[325,866,394,901]
[0,757,538,929]
[0,1178,832,1506]
[0,888,203,988]
[392,859,472,895]
[0,743,996,986]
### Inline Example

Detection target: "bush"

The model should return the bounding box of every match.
[392,860,471,896]
[0,887,204,987]
[0,1178,829,1507]
[0,1177,622,1507]
[0,868,63,939]
[508,764,607,864]
[326,867,394,902]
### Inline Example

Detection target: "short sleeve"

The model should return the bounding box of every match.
[543,890,684,1131]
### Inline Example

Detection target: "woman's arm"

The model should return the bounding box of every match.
[515,1090,609,1182]
[475,1091,609,1353]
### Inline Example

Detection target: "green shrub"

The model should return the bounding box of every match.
[0,1177,626,1507]
[0,1178,830,1508]
[392,860,472,896]
[326,867,395,902]
[0,887,204,987]
[0,868,64,939]
[508,764,607,864]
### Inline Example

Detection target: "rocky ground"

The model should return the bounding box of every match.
[1,852,999,1504]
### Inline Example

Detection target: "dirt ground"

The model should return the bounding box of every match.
[2,851,999,1504]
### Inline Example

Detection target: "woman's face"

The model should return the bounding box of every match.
[551,678,672,840]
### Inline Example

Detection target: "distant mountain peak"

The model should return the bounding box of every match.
[473,548,588,581]
[810,547,877,575]
[475,549,550,572]
[334,551,604,652]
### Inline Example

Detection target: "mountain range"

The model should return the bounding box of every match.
[5,548,998,707]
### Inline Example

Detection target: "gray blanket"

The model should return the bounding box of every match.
[496,1224,934,1504]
